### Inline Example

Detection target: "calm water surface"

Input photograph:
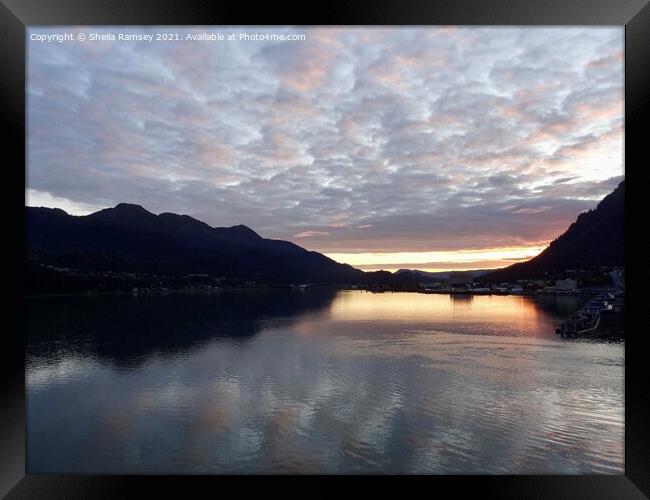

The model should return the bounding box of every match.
[26,290,624,474]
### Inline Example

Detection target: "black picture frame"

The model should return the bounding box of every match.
[2,0,648,497]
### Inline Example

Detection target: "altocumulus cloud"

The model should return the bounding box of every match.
[27,26,623,268]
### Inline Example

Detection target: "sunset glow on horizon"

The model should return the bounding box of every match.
[325,245,548,272]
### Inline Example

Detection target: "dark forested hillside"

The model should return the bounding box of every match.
[481,180,624,283]
[26,203,368,286]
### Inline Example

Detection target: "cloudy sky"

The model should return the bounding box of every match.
[27,27,623,271]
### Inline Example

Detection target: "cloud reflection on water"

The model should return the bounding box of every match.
[27,291,623,474]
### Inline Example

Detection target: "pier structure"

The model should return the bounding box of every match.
[556,291,624,338]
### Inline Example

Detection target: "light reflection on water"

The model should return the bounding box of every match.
[26,290,623,474]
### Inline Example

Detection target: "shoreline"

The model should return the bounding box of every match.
[24,287,610,299]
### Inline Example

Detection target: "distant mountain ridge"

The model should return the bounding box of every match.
[26,203,370,284]
[480,180,624,283]
[395,268,493,282]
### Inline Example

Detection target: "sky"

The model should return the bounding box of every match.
[26,27,624,271]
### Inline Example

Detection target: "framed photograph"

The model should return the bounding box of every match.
[3,0,648,497]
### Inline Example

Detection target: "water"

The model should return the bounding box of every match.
[26,290,624,474]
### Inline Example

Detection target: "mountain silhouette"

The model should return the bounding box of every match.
[26,181,624,291]
[26,203,368,284]
[481,180,624,283]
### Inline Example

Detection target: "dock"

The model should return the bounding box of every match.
[556,291,624,339]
